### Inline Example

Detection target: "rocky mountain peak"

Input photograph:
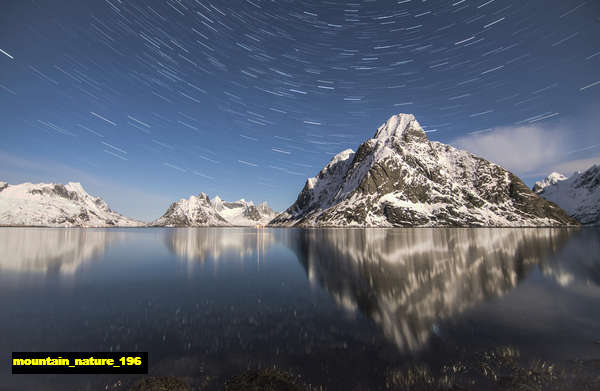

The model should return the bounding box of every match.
[270,113,577,227]
[373,113,427,144]
[197,192,211,203]
[65,182,86,194]
[211,195,224,211]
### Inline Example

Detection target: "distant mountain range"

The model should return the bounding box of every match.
[533,165,600,226]
[271,114,577,227]
[151,193,276,227]
[2,114,596,228]
[0,181,142,227]
[0,182,277,228]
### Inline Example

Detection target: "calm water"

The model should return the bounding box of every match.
[1,227,599,390]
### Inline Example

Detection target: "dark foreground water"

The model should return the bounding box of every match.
[0,227,599,390]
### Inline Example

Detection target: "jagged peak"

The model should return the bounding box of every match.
[373,113,427,143]
[65,182,86,194]
[546,172,567,181]
[195,192,211,202]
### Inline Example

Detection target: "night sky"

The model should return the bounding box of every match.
[1,0,599,220]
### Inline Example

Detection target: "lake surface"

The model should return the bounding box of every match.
[1,227,599,390]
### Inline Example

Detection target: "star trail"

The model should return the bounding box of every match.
[1,0,599,219]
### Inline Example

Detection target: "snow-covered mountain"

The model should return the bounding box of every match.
[534,165,600,225]
[211,196,277,226]
[0,181,143,227]
[152,193,276,227]
[532,172,567,193]
[270,114,577,227]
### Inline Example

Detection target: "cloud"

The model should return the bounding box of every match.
[454,125,565,174]
[452,113,600,179]
[548,156,600,176]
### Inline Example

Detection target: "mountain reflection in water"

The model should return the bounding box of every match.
[165,227,582,353]
[165,228,274,264]
[1,227,599,391]
[284,228,576,352]
[0,228,118,275]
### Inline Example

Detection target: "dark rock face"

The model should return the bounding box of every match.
[270,114,578,227]
[129,377,191,391]
[28,185,81,201]
[382,204,430,226]
[225,369,303,391]
[223,201,245,209]
[243,205,262,221]
[78,209,90,222]
[507,174,573,224]
[574,165,600,190]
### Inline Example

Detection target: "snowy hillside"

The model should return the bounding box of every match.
[152,193,276,227]
[534,165,600,225]
[270,114,577,227]
[0,181,143,227]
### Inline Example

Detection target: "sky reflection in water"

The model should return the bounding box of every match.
[0,227,598,390]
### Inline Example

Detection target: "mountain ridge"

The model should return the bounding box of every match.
[152,193,276,227]
[534,165,600,225]
[0,181,143,227]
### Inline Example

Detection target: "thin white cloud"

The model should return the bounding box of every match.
[452,114,600,179]
[453,124,565,174]
[548,156,600,177]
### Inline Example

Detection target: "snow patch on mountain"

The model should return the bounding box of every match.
[216,198,276,226]
[0,181,143,227]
